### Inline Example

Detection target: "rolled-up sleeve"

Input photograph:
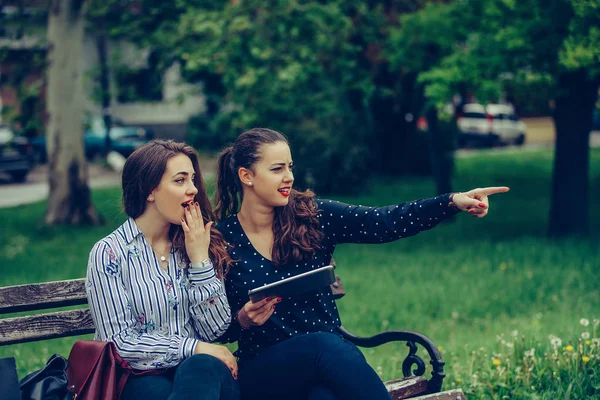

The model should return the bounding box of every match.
[86,240,195,370]
[187,261,231,342]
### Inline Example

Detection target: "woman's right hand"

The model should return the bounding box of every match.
[237,297,281,328]
[194,342,238,380]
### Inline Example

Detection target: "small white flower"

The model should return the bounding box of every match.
[581,332,590,340]
[524,348,535,358]
[550,335,562,348]
[511,330,519,337]
[593,319,600,328]
[580,318,590,327]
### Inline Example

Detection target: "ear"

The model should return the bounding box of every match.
[238,167,254,187]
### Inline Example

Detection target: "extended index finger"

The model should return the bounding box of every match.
[477,186,510,196]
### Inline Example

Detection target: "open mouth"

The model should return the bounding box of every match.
[278,187,291,197]
[181,200,194,208]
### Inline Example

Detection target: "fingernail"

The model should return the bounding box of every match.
[468,209,474,214]
[266,297,272,301]
[479,203,486,208]
[276,298,282,303]
[272,305,276,310]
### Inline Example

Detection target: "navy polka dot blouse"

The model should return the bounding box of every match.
[216,194,459,359]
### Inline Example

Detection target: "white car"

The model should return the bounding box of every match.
[457,103,526,147]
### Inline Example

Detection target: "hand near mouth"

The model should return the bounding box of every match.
[180,202,213,265]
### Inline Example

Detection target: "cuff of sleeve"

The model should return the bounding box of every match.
[188,259,216,281]
[438,193,460,216]
[181,337,199,359]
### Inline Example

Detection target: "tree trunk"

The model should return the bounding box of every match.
[425,106,453,195]
[95,23,112,155]
[45,0,102,225]
[548,70,597,237]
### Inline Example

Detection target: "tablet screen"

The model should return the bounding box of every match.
[247,265,335,302]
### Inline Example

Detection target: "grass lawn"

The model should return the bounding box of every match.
[1,148,599,398]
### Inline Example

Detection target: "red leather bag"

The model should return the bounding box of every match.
[66,340,161,400]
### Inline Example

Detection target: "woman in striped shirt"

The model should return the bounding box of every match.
[86,140,240,400]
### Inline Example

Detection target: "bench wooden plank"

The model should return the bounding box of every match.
[0,279,87,314]
[384,376,428,399]
[0,309,94,345]
[410,389,466,399]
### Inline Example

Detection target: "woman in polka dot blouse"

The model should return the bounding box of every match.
[214,128,509,400]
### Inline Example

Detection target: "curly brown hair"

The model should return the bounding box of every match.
[215,128,324,268]
[123,139,233,277]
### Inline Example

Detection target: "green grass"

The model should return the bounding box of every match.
[1,148,599,398]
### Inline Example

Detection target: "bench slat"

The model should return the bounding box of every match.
[0,308,94,346]
[384,376,428,399]
[0,279,87,314]
[409,389,466,399]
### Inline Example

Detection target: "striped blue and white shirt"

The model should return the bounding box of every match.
[86,218,231,370]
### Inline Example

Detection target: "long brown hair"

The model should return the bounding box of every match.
[122,139,232,277]
[215,128,324,268]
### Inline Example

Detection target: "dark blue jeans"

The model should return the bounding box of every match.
[238,332,391,400]
[121,354,240,400]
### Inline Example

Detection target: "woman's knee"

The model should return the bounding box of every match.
[178,354,231,380]
[307,332,362,355]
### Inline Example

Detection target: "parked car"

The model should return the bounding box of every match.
[457,103,526,147]
[31,117,153,163]
[0,124,34,182]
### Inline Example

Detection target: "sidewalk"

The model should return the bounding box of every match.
[0,164,121,208]
[0,158,218,209]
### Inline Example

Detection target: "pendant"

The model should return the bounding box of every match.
[160,256,166,262]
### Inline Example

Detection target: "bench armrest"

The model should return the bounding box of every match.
[336,325,445,394]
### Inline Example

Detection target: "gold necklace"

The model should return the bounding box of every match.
[149,241,171,264]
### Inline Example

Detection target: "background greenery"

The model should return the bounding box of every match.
[1,148,598,398]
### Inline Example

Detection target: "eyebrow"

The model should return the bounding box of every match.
[269,161,293,167]
[171,171,195,178]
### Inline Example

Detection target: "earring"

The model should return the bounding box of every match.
[247,182,253,186]
[148,196,154,201]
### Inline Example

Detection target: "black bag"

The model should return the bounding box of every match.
[19,354,71,400]
[0,357,20,400]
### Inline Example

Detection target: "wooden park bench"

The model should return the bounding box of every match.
[0,277,465,399]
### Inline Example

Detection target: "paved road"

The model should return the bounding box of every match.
[1,128,598,209]
[0,164,121,208]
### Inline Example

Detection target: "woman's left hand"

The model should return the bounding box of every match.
[452,187,510,218]
[181,202,213,264]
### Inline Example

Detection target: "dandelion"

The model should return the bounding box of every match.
[593,319,599,328]
[524,348,535,358]
[456,378,462,383]
[582,356,590,363]
[585,340,591,345]
[511,329,519,337]
[580,318,590,327]
[550,335,562,349]
[565,345,574,352]
[492,358,501,366]
[581,332,590,340]
[499,262,507,271]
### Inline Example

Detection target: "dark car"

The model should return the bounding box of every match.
[31,117,153,163]
[0,124,33,182]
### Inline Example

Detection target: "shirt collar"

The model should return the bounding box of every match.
[117,217,144,245]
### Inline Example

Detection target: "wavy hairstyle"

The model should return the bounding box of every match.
[122,139,232,277]
[215,128,324,267]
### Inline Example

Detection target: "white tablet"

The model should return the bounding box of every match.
[247,265,336,302]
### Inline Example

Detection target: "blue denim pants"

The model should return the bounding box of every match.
[121,354,240,400]
[237,332,391,400]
